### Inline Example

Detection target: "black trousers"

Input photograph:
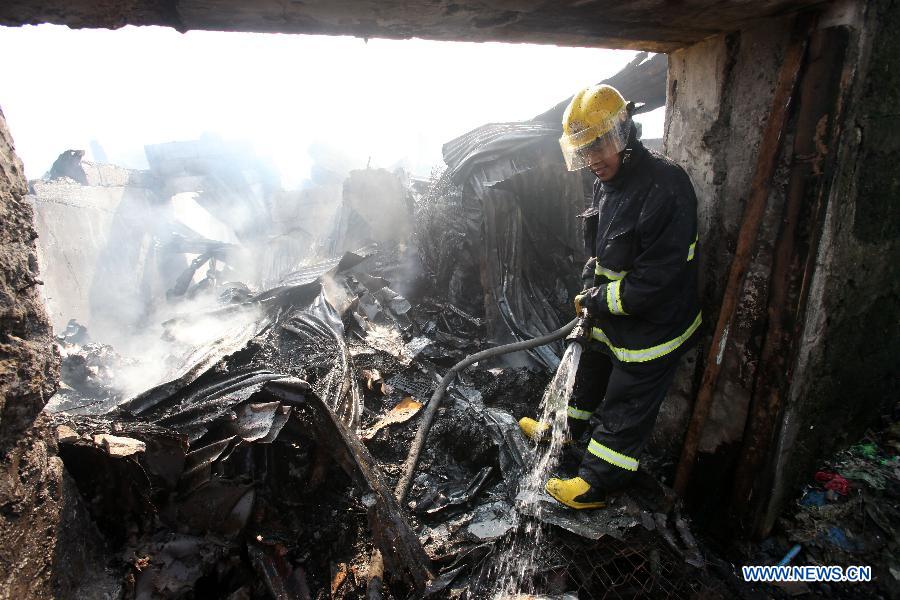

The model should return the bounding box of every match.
[567,346,681,490]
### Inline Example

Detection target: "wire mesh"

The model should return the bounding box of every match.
[548,528,721,599]
[474,524,728,600]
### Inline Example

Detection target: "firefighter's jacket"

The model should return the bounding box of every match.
[579,141,702,364]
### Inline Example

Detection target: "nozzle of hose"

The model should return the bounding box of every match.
[566,308,592,346]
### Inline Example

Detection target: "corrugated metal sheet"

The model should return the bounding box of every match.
[442,121,561,185]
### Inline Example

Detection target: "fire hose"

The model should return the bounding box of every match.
[394,315,591,503]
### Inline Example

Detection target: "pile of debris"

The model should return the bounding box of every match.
[45,243,731,599]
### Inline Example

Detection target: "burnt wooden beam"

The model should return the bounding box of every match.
[730,26,850,537]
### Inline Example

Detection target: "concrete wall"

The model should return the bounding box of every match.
[662,16,794,456]
[30,179,132,332]
[29,178,174,343]
[0,108,58,447]
[0,104,60,594]
[761,0,900,533]
[0,107,115,599]
[663,0,897,533]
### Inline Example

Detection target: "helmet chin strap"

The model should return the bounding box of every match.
[619,120,639,167]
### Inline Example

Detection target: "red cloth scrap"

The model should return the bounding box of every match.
[814,471,850,495]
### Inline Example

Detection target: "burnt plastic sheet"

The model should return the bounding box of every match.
[344,267,414,334]
[531,52,667,125]
[479,406,535,497]
[415,172,484,316]
[441,123,588,369]
[515,488,641,541]
[273,244,377,289]
[431,542,494,574]
[119,304,279,417]
[169,254,210,298]
[181,436,236,494]
[442,122,561,185]
[477,160,587,370]
[431,392,534,500]
[413,466,494,516]
[126,370,285,442]
[421,565,466,597]
[358,291,384,321]
[114,250,371,421]
[44,249,452,595]
[282,302,361,431]
[228,401,291,443]
[164,235,245,298]
[465,500,517,541]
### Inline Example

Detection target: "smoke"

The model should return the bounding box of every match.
[27,137,336,403]
[31,129,439,409]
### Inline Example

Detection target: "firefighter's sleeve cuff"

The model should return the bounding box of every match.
[584,281,627,316]
[605,280,628,315]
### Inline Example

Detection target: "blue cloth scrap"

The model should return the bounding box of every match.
[800,490,826,507]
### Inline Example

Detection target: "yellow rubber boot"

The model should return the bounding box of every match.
[518,417,550,442]
[545,476,606,509]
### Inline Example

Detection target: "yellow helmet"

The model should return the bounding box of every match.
[560,84,630,171]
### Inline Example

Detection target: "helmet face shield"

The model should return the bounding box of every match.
[560,107,630,171]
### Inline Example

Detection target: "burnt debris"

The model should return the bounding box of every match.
[43,237,725,599]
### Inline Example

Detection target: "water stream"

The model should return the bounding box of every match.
[489,341,584,598]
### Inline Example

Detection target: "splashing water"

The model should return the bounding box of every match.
[489,341,584,598]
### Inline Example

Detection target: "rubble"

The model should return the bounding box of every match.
[34,236,732,598]
[93,433,146,457]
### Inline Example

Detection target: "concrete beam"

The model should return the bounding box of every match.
[1,0,826,52]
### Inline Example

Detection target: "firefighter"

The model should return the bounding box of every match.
[519,84,702,509]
